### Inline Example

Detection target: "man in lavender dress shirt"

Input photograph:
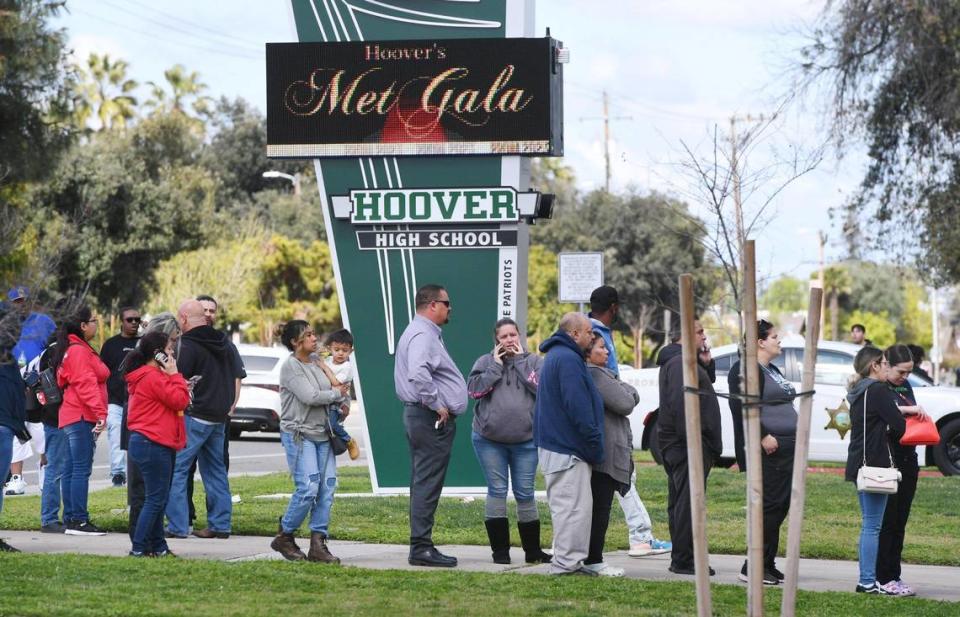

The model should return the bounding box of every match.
[394,284,468,568]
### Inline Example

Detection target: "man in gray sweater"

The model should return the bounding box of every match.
[394,284,467,568]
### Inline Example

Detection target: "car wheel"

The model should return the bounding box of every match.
[932,417,960,476]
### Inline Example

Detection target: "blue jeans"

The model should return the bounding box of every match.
[617,469,654,544]
[0,426,13,516]
[62,421,96,523]
[471,433,538,511]
[165,416,231,535]
[328,406,351,443]
[107,404,126,477]
[280,431,337,536]
[128,432,175,554]
[41,425,66,526]
[858,490,889,586]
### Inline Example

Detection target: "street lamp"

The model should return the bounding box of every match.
[262,170,301,196]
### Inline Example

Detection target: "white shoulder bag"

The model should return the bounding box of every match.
[856,388,901,494]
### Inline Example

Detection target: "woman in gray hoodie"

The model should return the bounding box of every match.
[467,318,550,565]
[584,332,639,577]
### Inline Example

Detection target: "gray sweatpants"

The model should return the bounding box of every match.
[543,456,593,574]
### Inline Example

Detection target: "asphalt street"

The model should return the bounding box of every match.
[11,403,367,496]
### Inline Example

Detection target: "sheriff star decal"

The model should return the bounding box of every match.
[825,398,852,440]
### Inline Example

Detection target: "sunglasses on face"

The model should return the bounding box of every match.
[434,300,451,308]
[124,317,142,324]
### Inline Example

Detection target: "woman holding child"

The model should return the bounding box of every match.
[271,320,349,563]
[467,318,551,564]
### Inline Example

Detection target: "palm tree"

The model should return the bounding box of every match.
[145,64,212,117]
[823,265,852,340]
[71,53,138,131]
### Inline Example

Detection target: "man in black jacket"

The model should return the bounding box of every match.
[164,300,234,539]
[657,320,721,576]
[99,306,141,487]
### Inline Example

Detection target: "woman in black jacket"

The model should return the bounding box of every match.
[845,346,907,594]
[728,320,796,586]
[876,344,928,596]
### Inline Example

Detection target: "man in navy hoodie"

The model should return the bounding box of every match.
[534,312,604,575]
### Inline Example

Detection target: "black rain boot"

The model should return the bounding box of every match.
[517,519,552,564]
[484,517,511,564]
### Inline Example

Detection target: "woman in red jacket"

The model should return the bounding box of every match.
[52,306,109,536]
[123,330,189,557]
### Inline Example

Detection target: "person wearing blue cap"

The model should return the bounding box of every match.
[4,287,55,497]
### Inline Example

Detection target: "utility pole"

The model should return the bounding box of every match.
[818,230,826,340]
[580,91,631,192]
[729,113,765,252]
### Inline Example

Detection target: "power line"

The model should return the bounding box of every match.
[121,0,265,51]
[70,6,262,61]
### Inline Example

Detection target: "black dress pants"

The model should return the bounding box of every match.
[876,448,919,584]
[663,446,713,569]
[585,471,617,565]
[761,437,794,568]
[403,404,456,552]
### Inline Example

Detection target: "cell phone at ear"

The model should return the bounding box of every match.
[154,351,169,364]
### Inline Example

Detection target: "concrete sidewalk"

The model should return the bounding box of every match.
[3,529,958,603]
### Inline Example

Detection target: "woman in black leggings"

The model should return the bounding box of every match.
[876,343,928,596]
[729,319,796,586]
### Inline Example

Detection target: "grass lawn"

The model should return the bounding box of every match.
[1,553,958,617]
[2,457,958,566]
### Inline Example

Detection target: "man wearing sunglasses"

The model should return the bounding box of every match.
[99,307,142,487]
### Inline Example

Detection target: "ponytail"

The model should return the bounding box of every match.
[50,305,93,371]
[121,331,169,376]
[848,345,883,391]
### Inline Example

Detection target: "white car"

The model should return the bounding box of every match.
[232,344,289,438]
[622,338,960,476]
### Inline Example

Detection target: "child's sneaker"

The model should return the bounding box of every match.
[347,438,360,460]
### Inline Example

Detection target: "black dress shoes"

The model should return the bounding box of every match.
[408,547,458,568]
[668,563,716,576]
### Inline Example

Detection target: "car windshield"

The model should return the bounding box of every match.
[241,355,279,372]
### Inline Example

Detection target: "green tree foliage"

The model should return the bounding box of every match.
[533,190,713,366]
[0,0,74,289]
[0,0,73,187]
[27,112,213,308]
[843,310,897,349]
[799,1,960,281]
[71,53,138,132]
[525,244,575,352]
[200,97,322,241]
[761,276,807,314]
[148,233,340,344]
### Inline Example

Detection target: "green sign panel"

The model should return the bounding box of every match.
[285,0,547,492]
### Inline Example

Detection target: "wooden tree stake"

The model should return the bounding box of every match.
[679,273,712,617]
[780,287,824,616]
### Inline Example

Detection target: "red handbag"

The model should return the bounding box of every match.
[900,415,940,446]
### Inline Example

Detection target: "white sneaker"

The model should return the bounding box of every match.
[3,475,26,496]
[582,562,625,577]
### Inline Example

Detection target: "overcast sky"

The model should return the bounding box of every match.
[55,0,861,283]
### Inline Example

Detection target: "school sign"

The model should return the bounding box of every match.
[275,0,562,492]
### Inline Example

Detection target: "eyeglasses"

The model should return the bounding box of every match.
[434,300,451,308]
[124,317,142,324]
[84,318,99,324]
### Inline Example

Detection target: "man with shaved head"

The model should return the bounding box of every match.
[164,299,235,540]
[534,312,605,575]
